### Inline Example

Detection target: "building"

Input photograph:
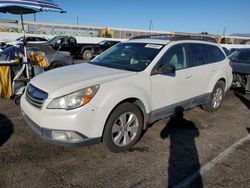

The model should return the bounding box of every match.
[1,19,250,43]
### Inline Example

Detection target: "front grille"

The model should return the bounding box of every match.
[25,84,48,109]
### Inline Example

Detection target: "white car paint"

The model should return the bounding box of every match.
[20,38,233,148]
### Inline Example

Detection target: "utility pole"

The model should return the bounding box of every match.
[34,13,36,22]
[222,27,227,36]
[77,16,79,25]
[149,20,153,30]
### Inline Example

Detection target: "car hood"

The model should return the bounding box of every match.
[30,63,136,98]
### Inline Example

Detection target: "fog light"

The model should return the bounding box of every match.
[52,131,83,142]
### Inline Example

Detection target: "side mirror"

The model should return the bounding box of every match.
[158,63,176,74]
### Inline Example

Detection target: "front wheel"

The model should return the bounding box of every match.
[103,103,143,152]
[202,81,225,112]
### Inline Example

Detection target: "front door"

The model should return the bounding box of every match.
[150,43,193,121]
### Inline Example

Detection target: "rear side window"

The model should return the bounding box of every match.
[189,44,209,67]
[207,45,225,63]
[188,43,225,67]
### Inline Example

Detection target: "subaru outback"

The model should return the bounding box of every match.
[21,35,233,152]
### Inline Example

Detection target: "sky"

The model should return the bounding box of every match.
[0,0,250,35]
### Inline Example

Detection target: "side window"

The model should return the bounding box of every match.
[61,38,69,45]
[157,44,188,70]
[56,39,61,44]
[188,43,209,67]
[207,45,225,63]
[69,37,77,45]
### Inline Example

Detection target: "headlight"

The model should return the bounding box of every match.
[47,85,99,110]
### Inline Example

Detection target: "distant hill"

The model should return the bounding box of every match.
[230,33,250,37]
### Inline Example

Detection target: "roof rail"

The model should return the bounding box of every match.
[130,34,217,43]
[129,34,172,40]
[172,35,217,43]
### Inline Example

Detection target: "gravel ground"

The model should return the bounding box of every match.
[0,90,249,188]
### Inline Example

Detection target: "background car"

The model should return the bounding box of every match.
[15,36,48,44]
[1,36,48,51]
[228,48,250,92]
[92,40,121,59]
[222,47,230,56]
[0,44,74,71]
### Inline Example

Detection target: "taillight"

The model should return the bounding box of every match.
[229,60,234,67]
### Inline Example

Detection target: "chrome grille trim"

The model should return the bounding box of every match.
[25,84,48,109]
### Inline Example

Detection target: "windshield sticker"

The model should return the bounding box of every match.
[145,44,162,49]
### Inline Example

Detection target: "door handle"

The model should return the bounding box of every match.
[212,68,217,72]
[186,73,192,78]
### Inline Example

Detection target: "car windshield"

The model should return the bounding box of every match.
[91,42,163,71]
[228,49,250,64]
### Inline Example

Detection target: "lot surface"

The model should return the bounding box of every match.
[0,90,250,188]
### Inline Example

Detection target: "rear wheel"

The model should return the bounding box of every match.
[103,103,143,152]
[202,81,225,112]
[82,50,93,60]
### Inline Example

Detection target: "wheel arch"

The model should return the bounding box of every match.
[81,46,93,55]
[208,75,227,94]
[101,97,149,141]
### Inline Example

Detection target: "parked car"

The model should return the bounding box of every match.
[21,35,232,152]
[44,36,100,60]
[228,48,250,92]
[222,47,230,56]
[93,40,120,55]
[1,36,48,50]
[15,36,48,44]
[0,44,73,71]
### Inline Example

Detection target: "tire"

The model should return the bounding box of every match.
[82,50,93,60]
[103,102,143,152]
[202,81,225,112]
[14,96,21,105]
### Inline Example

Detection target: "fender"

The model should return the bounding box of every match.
[91,82,152,115]
[80,45,94,54]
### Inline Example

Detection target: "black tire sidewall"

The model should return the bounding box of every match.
[103,103,143,152]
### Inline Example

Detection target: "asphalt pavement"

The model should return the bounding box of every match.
[0,90,249,188]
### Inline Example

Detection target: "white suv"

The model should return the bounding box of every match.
[21,35,232,152]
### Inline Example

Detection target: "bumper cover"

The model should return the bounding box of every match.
[22,111,101,147]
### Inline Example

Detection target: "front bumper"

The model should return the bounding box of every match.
[22,111,101,147]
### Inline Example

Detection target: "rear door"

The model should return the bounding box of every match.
[150,43,193,119]
[186,43,212,97]
[186,43,226,103]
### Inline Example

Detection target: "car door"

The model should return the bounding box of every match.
[150,43,193,120]
[186,43,212,97]
[187,43,226,100]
